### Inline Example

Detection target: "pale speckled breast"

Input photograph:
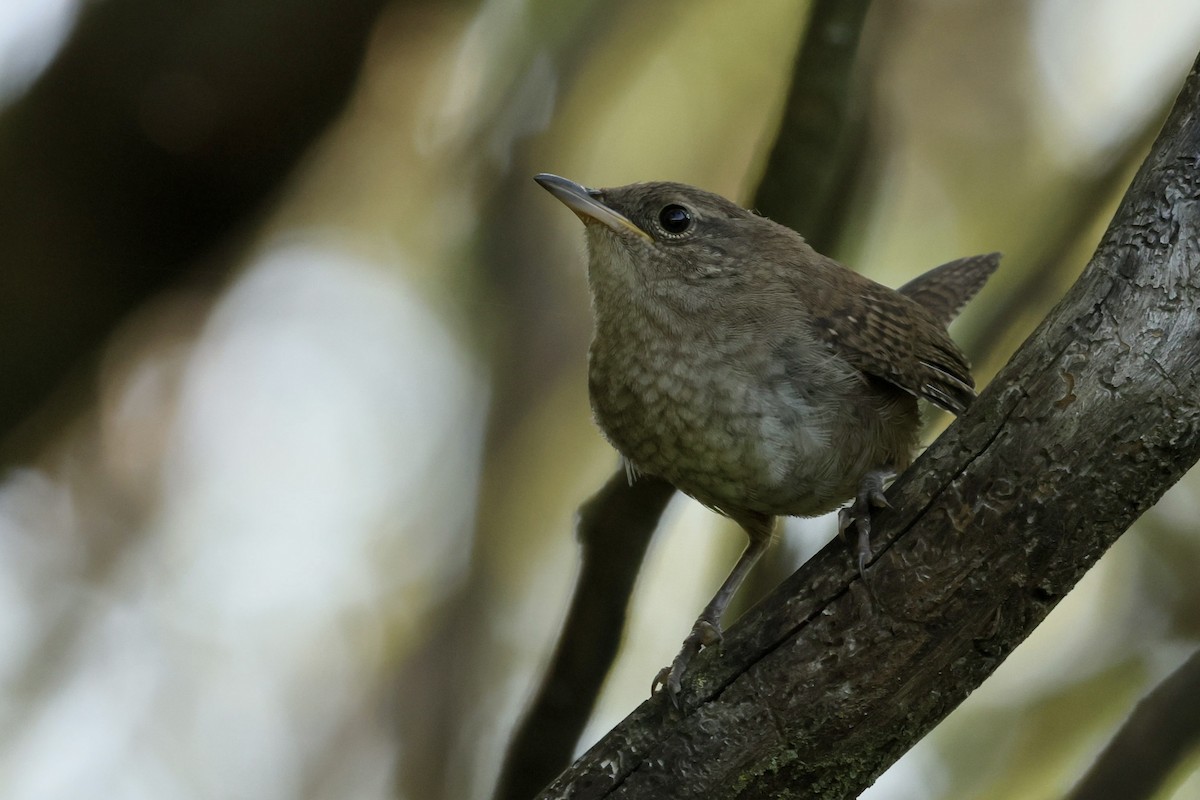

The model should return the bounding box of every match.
[588,322,922,519]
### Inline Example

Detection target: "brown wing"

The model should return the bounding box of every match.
[806,260,977,415]
[897,252,1000,327]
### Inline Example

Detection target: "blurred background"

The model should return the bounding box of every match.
[1,1,1199,798]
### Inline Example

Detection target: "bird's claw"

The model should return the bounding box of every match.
[651,664,680,703]
[839,473,893,578]
[652,617,723,708]
[691,618,723,648]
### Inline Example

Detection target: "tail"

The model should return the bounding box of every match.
[898,252,1000,328]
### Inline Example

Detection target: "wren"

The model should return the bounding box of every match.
[535,173,998,704]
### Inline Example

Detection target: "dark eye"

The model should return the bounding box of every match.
[658,204,692,234]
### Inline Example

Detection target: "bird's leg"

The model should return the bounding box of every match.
[653,513,775,707]
[838,468,894,576]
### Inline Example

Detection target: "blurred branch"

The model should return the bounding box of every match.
[492,2,877,796]
[494,470,675,800]
[537,51,1200,798]
[0,0,389,465]
[1067,647,1200,800]
[0,0,393,765]
[752,0,873,254]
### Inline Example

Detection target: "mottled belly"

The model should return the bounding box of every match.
[590,357,919,519]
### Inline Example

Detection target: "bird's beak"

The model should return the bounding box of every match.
[534,173,651,241]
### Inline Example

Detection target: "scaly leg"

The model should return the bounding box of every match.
[653,512,775,707]
[837,468,893,576]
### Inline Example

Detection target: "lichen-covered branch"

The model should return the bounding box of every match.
[538,50,1200,800]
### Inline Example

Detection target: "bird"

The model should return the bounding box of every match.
[534,172,998,704]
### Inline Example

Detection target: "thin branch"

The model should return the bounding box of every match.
[537,51,1200,799]
[1067,647,1200,800]
[753,0,874,254]
[495,471,675,800]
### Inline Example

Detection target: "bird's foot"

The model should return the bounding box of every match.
[652,616,723,709]
[838,470,893,577]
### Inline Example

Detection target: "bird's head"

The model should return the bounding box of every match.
[535,174,798,318]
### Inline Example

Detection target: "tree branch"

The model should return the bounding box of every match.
[752,0,873,254]
[1067,647,1200,800]
[0,0,389,464]
[537,50,1200,800]
[495,471,675,800]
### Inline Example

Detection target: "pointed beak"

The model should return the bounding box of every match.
[534,173,651,241]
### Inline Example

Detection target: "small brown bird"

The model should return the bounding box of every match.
[535,173,998,703]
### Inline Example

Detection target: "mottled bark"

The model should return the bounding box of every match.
[538,51,1200,800]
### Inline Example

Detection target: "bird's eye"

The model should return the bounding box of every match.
[658,204,692,235]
